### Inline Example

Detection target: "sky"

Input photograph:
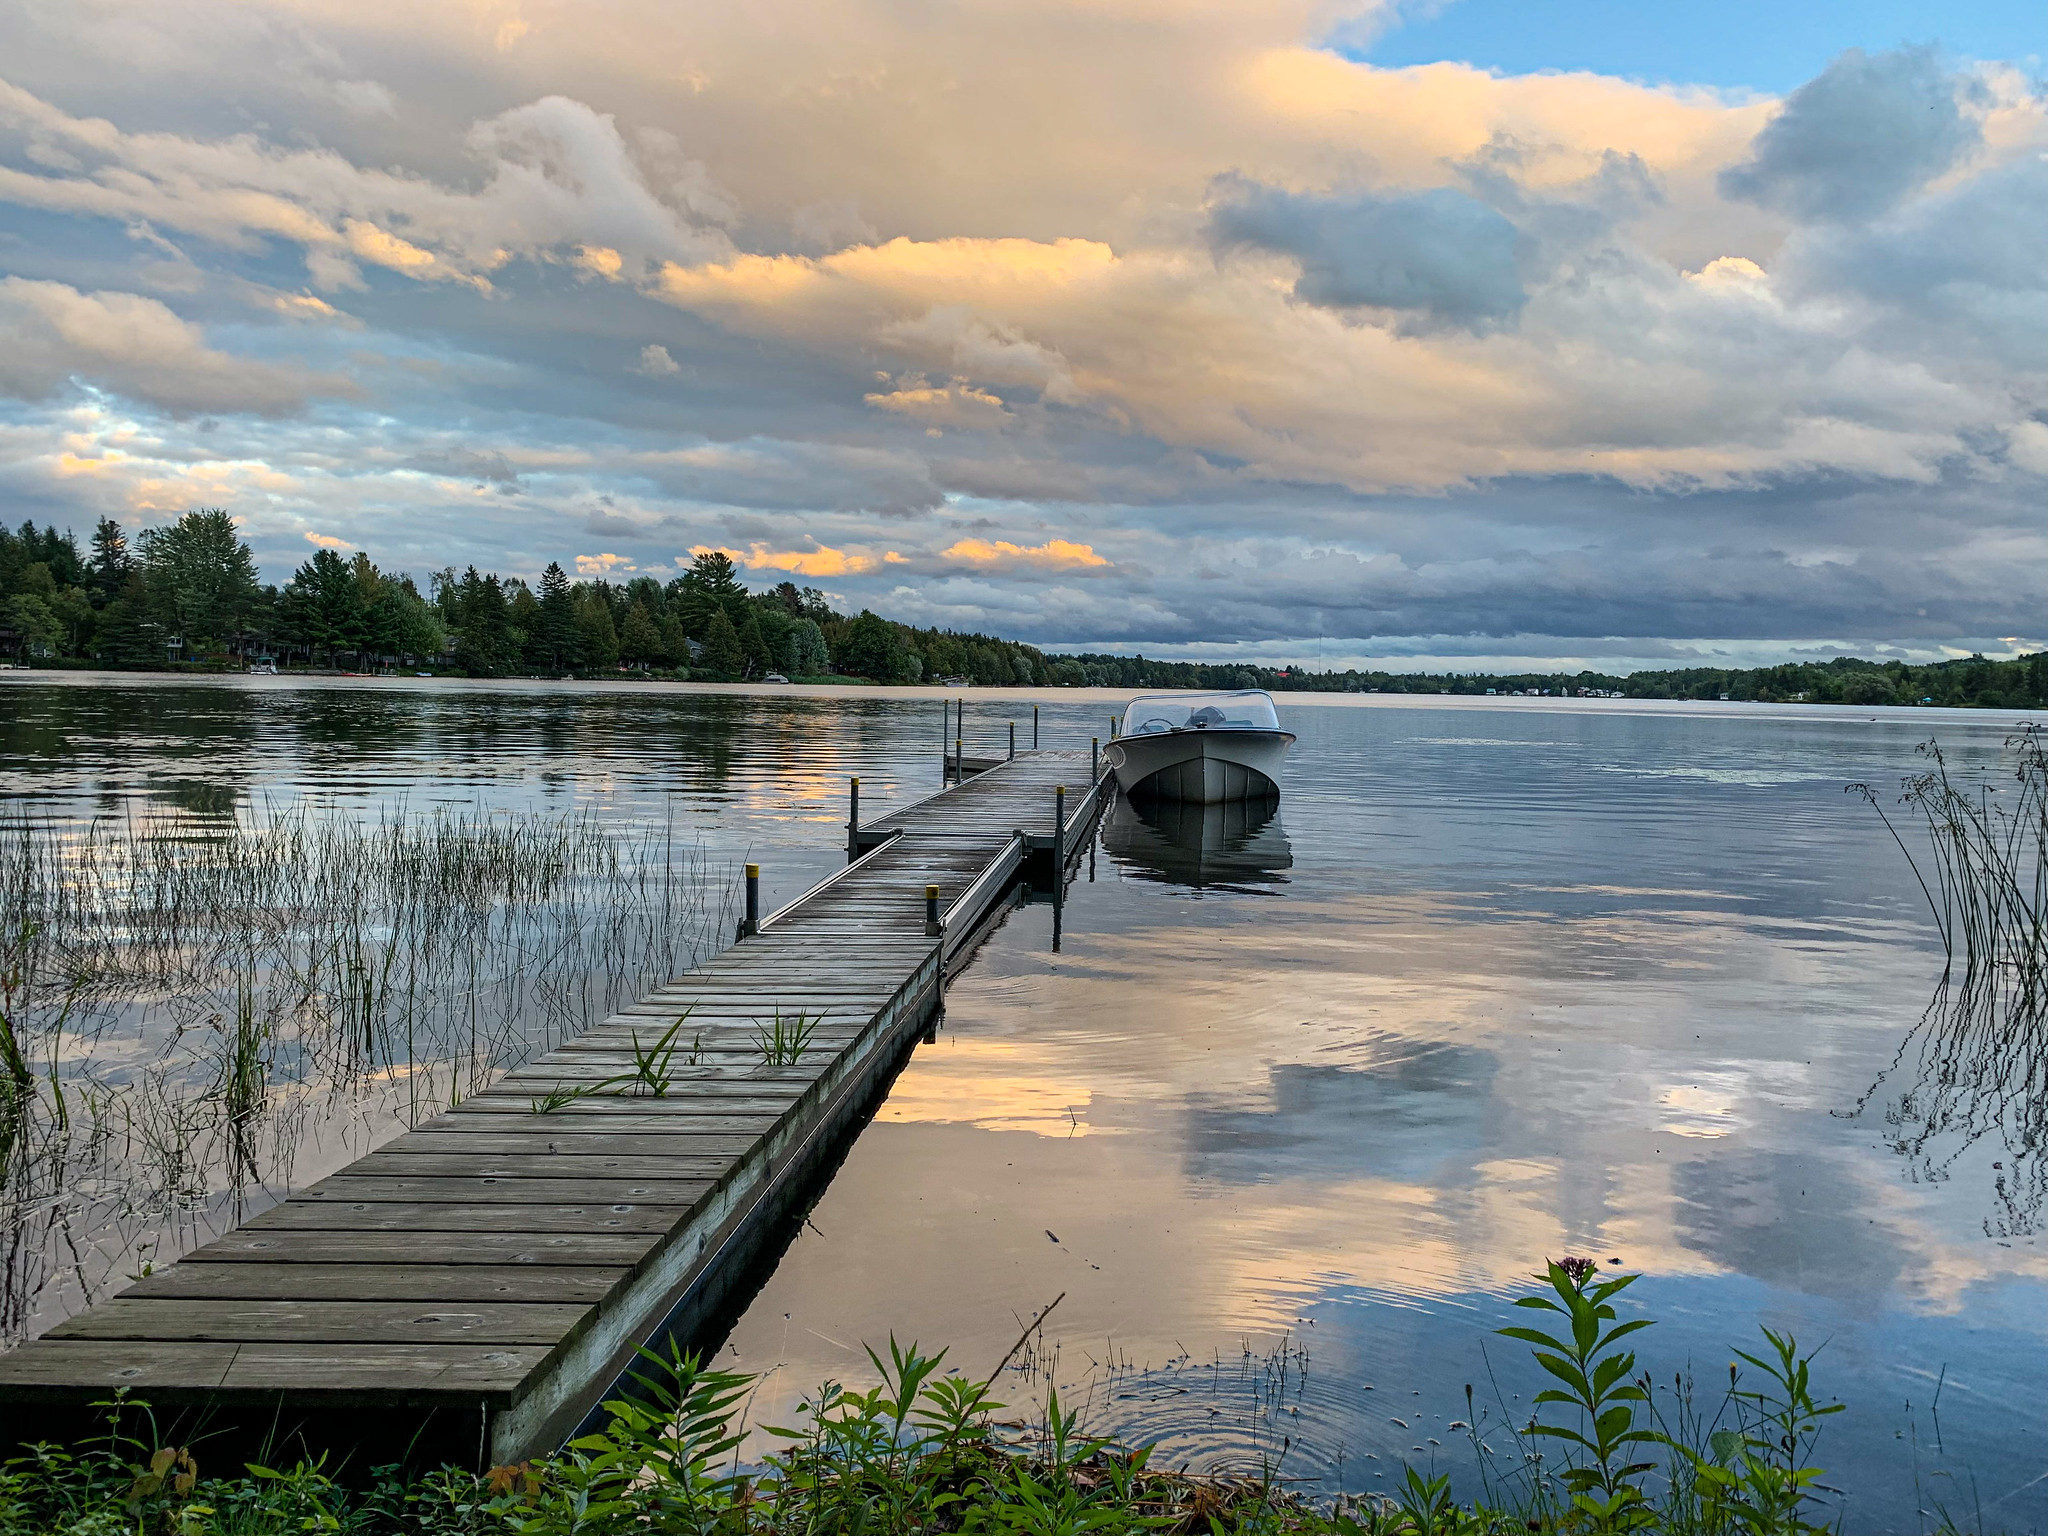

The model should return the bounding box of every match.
[0,1,2041,673]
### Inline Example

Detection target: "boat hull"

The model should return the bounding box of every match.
[1105,728,1293,803]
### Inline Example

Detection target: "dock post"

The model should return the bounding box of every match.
[956,729,964,780]
[926,884,942,936]
[1110,715,1118,740]
[1009,721,1015,759]
[1054,784,1066,899]
[741,863,760,937]
[1052,784,1067,943]
[1092,736,1098,784]
[846,777,860,861]
[1033,704,1039,748]
[941,700,948,785]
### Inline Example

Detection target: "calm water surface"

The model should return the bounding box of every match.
[2,675,2042,1531]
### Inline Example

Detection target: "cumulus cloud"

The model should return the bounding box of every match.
[634,342,680,375]
[0,79,736,289]
[941,538,1108,570]
[0,7,2040,655]
[1720,47,1986,221]
[864,379,1012,429]
[0,276,347,414]
[1208,175,1525,328]
[732,542,903,576]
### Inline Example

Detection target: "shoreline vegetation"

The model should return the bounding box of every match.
[1,1263,1996,1536]
[2,513,2042,709]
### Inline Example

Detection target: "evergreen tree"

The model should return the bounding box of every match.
[278,548,365,664]
[535,561,578,670]
[91,573,158,666]
[658,613,690,668]
[700,609,743,678]
[451,568,516,676]
[620,601,664,668]
[574,591,620,670]
[89,518,133,606]
[737,608,771,678]
[137,509,260,655]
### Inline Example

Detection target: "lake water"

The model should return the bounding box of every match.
[2,675,2042,1531]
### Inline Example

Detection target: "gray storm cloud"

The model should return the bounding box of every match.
[1206,174,1526,328]
[1719,47,1986,222]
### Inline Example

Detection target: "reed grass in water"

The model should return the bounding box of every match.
[0,803,733,1343]
[1851,731,2048,1234]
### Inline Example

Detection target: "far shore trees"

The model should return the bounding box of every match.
[1,512,2042,706]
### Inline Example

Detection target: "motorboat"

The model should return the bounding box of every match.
[1104,689,1294,802]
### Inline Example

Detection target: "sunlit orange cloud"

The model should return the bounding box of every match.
[941,537,1108,569]
[717,542,907,577]
[304,531,350,550]
[55,451,122,476]
[576,551,634,574]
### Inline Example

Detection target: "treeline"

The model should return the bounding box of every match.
[1054,652,2048,709]
[4,514,2041,703]
[0,513,1060,685]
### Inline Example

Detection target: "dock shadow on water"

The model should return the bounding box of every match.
[1848,730,2048,1235]
[1100,794,1292,892]
[0,802,735,1342]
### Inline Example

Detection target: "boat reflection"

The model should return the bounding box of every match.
[1099,791,1292,891]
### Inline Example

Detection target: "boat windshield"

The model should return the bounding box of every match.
[1120,690,1281,735]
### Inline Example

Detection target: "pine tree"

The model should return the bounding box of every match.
[620,601,664,668]
[574,592,619,670]
[88,518,133,606]
[536,561,578,670]
[700,609,743,678]
[737,609,771,678]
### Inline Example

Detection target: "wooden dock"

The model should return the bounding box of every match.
[0,749,1110,1470]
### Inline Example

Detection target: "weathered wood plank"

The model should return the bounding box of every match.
[185,1231,655,1265]
[290,1175,710,1204]
[50,1300,591,1345]
[0,1341,551,1393]
[249,1201,696,1234]
[117,1264,626,1303]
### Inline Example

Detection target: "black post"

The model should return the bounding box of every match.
[1110,714,1118,740]
[1091,736,1098,784]
[1054,783,1066,896]
[1052,784,1066,947]
[846,777,860,861]
[742,862,760,937]
[941,700,948,786]
[925,883,941,936]
[1033,704,1039,749]
[1009,721,1015,760]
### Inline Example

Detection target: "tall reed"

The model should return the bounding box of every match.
[0,802,734,1342]
[1852,730,2048,1234]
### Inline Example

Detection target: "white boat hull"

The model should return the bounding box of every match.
[1105,728,1294,803]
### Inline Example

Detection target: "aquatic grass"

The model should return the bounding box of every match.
[0,801,736,1342]
[1851,731,2048,1233]
[1852,731,2047,1001]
